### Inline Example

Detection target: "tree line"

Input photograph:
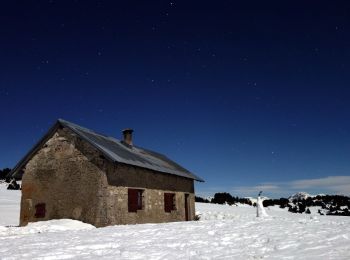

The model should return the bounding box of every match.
[0,168,11,180]
[196,192,350,216]
[196,192,253,205]
[0,168,20,190]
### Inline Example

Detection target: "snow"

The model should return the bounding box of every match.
[1,184,350,259]
[1,219,95,236]
[0,181,21,226]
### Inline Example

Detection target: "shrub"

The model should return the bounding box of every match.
[0,168,11,180]
[211,192,235,205]
[195,196,210,203]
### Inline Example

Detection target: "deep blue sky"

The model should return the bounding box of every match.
[1,1,350,197]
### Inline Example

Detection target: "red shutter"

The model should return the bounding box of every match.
[164,193,170,212]
[164,193,175,212]
[128,189,138,212]
[35,203,46,218]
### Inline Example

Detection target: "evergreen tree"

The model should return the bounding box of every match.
[0,168,11,180]
[195,196,210,203]
[211,192,235,205]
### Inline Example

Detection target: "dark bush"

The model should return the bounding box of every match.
[263,198,289,208]
[211,192,235,205]
[7,179,20,190]
[298,202,306,213]
[195,196,210,203]
[288,206,298,213]
[0,168,11,180]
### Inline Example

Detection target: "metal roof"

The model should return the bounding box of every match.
[10,119,204,182]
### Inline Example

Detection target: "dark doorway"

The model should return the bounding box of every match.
[185,194,189,221]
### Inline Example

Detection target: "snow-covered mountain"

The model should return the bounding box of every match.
[288,192,313,202]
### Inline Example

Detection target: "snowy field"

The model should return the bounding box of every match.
[1,184,350,259]
[0,181,21,226]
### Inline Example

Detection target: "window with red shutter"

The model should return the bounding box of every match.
[164,193,175,212]
[35,203,46,218]
[128,189,143,212]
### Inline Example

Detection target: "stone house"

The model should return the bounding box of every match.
[10,119,204,227]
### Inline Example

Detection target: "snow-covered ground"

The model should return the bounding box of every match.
[0,181,21,226]
[0,184,350,259]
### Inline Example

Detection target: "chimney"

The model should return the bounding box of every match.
[122,128,134,146]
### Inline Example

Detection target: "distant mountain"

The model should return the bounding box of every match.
[288,192,313,202]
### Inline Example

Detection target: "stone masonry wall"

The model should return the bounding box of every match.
[20,129,110,227]
[20,126,196,227]
[106,163,194,193]
[105,186,195,225]
[104,163,195,224]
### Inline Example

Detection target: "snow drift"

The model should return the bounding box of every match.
[1,184,350,259]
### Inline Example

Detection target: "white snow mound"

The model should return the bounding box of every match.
[25,219,95,232]
[0,219,95,236]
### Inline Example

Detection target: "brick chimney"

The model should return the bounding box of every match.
[122,128,134,146]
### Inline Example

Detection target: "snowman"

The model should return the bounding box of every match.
[256,191,268,217]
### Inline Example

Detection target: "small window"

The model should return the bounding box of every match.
[35,203,46,218]
[164,193,176,212]
[128,189,143,212]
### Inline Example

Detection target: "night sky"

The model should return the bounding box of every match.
[1,1,350,197]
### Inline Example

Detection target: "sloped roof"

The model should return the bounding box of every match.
[10,119,204,182]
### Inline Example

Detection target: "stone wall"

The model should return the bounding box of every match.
[106,163,194,193]
[105,187,195,225]
[104,163,196,225]
[20,130,110,227]
[20,126,196,227]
